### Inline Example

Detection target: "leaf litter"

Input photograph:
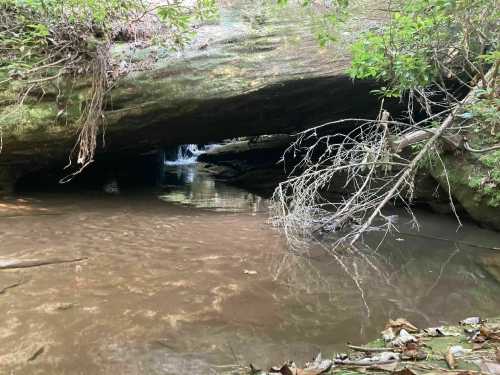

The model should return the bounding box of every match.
[240,317,500,375]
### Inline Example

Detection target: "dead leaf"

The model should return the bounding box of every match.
[250,364,266,375]
[401,349,427,361]
[424,327,446,337]
[472,342,486,350]
[392,367,418,375]
[302,353,333,374]
[391,329,417,347]
[382,327,396,342]
[272,362,332,375]
[275,364,293,375]
[445,348,456,369]
[481,326,500,341]
[368,362,398,372]
[386,318,419,334]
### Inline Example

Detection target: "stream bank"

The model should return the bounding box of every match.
[245,317,500,375]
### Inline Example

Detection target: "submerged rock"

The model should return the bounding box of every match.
[476,254,500,283]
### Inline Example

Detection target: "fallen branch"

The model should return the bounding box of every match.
[346,344,393,353]
[391,129,464,153]
[0,212,65,219]
[27,346,44,362]
[349,67,494,246]
[0,257,87,270]
[334,359,399,366]
[464,142,500,153]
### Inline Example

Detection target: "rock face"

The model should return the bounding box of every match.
[431,151,500,231]
[198,135,292,192]
[0,0,386,186]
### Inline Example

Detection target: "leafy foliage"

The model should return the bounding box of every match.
[348,0,499,98]
[275,0,350,46]
[0,0,218,175]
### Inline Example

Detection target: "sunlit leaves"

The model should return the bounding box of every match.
[348,0,498,97]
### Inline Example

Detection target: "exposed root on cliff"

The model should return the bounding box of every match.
[0,1,217,177]
[61,45,109,182]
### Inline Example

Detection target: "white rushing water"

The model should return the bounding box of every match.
[164,144,218,166]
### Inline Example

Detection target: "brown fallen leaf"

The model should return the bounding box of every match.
[481,326,500,341]
[386,318,419,334]
[274,364,293,375]
[473,342,486,351]
[272,354,333,375]
[401,349,427,361]
[445,348,456,369]
[250,364,266,375]
[303,353,333,374]
[473,335,487,343]
[274,362,332,375]
[381,327,396,342]
[368,361,398,372]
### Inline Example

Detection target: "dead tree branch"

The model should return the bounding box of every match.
[271,67,495,250]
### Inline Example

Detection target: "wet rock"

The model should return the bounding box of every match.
[198,135,293,192]
[430,138,500,231]
[198,135,293,164]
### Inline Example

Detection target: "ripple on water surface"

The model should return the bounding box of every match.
[0,164,499,374]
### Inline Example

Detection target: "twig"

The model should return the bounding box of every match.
[464,142,500,153]
[346,344,392,353]
[0,257,87,270]
[335,359,399,366]
[27,346,44,362]
[349,113,457,245]
[0,279,26,294]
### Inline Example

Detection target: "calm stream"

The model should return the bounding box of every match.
[1,164,500,374]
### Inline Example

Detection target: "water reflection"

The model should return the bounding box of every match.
[0,167,499,374]
[158,165,265,213]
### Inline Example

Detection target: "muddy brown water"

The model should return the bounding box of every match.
[1,165,500,374]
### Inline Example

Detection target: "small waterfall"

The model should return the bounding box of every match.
[164,144,217,166]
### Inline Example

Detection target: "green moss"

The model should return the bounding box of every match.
[430,148,500,229]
